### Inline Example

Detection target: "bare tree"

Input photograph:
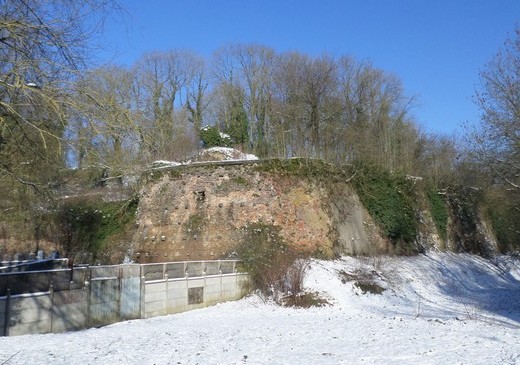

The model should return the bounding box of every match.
[0,0,121,254]
[133,50,200,160]
[72,66,141,177]
[474,27,520,190]
[234,44,276,157]
[186,56,209,148]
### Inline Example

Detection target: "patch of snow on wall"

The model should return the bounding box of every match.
[198,147,258,161]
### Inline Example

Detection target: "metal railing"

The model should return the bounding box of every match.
[140,260,239,281]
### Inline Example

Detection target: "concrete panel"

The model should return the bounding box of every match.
[204,286,221,296]
[121,265,140,278]
[219,261,235,274]
[187,278,205,288]
[53,289,87,306]
[142,265,164,281]
[120,277,140,320]
[221,275,237,283]
[144,300,166,318]
[166,288,187,301]
[52,300,88,333]
[166,305,188,315]
[0,298,6,336]
[0,298,6,316]
[90,266,119,279]
[205,262,220,275]
[167,298,187,308]
[186,302,208,311]
[145,282,167,293]
[165,263,185,279]
[8,319,51,336]
[9,295,52,322]
[166,280,186,289]
[89,301,118,327]
[144,298,166,311]
[8,294,52,336]
[144,290,166,303]
[204,292,222,303]
[223,288,239,297]
[205,276,220,285]
[90,279,119,304]
[221,286,237,294]
[186,262,205,277]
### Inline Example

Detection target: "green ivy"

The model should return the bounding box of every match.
[200,125,233,148]
[352,165,418,249]
[426,187,448,242]
[254,158,344,180]
[54,197,138,259]
[485,190,520,253]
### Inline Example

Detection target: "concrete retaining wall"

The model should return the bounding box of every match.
[0,260,248,336]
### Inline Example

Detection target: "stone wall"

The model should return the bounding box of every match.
[132,161,385,262]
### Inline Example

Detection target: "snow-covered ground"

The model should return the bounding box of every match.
[1,253,519,364]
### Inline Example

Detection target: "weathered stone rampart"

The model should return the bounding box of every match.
[132,160,385,262]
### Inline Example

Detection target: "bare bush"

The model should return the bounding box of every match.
[283,259,309,299]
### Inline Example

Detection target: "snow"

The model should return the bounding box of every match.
[203,147,258,161]
[1,253,519,364]
[150,160,182,169]
[219,132,232,140]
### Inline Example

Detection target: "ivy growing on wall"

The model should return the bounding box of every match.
[426,187,448,242]
[352,165,418,251]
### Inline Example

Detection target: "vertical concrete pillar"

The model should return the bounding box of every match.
[3,288,11,336]
[140,263,146,319]
[49,285,54,333]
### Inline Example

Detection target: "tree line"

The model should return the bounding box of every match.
[0,1,519,254]
[70,47,449,178]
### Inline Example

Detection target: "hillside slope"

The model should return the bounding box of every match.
[1,253,519,364]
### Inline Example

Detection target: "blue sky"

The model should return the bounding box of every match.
[98,0,520,135]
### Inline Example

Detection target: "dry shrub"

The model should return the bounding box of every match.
[283,291,330,308]
[235,223,328,307]
[283,258,309,299]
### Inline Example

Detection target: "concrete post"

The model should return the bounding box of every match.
[86,271,92,328]
[165,274,169,314]
[117,266,122,321]
[3,288,10,336]
[49,284,54,333]
[140,264,145,319]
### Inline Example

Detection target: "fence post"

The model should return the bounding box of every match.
[86,267,92,328]
[3,288,10,336]
[140,265,145,319]
[49,284,54,334]
[219,262,223,302]
[117,265,122,321]
[185,262,189,310]
[165,273,169,315]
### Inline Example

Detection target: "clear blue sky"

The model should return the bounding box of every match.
[98,0,520,136]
